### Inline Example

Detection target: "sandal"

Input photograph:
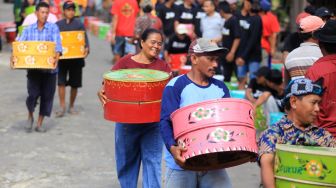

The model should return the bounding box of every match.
[35,126,47,133]
[25,117,34,133]
[55,109,66,118]
[68,107,79,115]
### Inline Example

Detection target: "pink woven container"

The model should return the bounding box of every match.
[171,98,258,171]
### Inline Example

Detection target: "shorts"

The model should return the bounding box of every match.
[237,61,260,80]
[111,36,136,56]
[57,59,84,88]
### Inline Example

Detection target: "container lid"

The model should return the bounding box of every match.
[104,69,170,82]
[276,144,336,156]
[5,27,16,32]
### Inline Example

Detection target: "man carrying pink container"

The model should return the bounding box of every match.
[160,38,232,188]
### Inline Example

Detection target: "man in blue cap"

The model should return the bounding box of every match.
[259,0,280,68]
[258,78,336,188]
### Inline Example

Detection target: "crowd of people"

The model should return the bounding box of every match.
[5,0,336,187]
[102,0,336,188]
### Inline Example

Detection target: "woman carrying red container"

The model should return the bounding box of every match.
[98,28,171,188]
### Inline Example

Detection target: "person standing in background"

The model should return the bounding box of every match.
[226,0,239,16]
[306,20,336,137]
[13,0,23,34]
[110,0,139,63]
[174,0,196,39]
[284,15,323,85]
[134,0,162,51]
[200,0,224,43]
[281,12,310,63]
[259,0,280,68]
[156,0,176,39]
[218,1,240,82]
[20,0,36,19]
[236,0,262,90]
[193,0,206,38]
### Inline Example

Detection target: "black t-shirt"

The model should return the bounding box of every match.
[175,4,195,24]
[282,32,303,53]
[236,13,262,62]
[222,15,241,50]
[165,34,191,54]
[193,6,206,37]
[248,78,281,99]
[248,78,267,96]
[156,3,177,37]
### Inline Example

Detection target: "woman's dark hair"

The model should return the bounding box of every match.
[36,1,49,11]
[139,28,163,49]
[142,5,153,13]
[319,41,336,54]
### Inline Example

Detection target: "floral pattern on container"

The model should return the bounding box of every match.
[207,128,234,143]
[305,160,323,177]
[37,43,48,53]
[25,56,35,65]
[17,43,27,52]
[77,33,84,41]
[177,137,196,149]
[189,107,216,122]
[47,57,54,65]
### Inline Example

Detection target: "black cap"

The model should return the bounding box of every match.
[63,0,76,10]
[313,20,336,43]
[266,69,283,85]
[254,66,271,77]
[315,7,332,18]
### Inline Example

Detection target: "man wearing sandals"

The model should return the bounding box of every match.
[55,0,89,117]
[15,1,62,132]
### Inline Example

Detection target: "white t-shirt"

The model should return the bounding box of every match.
[22,13,58,26]
[200,12,224,40]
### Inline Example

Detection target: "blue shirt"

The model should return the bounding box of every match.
[18,22,62,74]
[160,75,230,170]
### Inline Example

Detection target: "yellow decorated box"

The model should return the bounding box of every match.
[11,41,56,69]
[60,31,86,59]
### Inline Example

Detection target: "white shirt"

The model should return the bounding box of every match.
[22,13,58,26]
[200,12,224,40]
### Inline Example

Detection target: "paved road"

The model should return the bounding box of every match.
[0,1,260,187]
